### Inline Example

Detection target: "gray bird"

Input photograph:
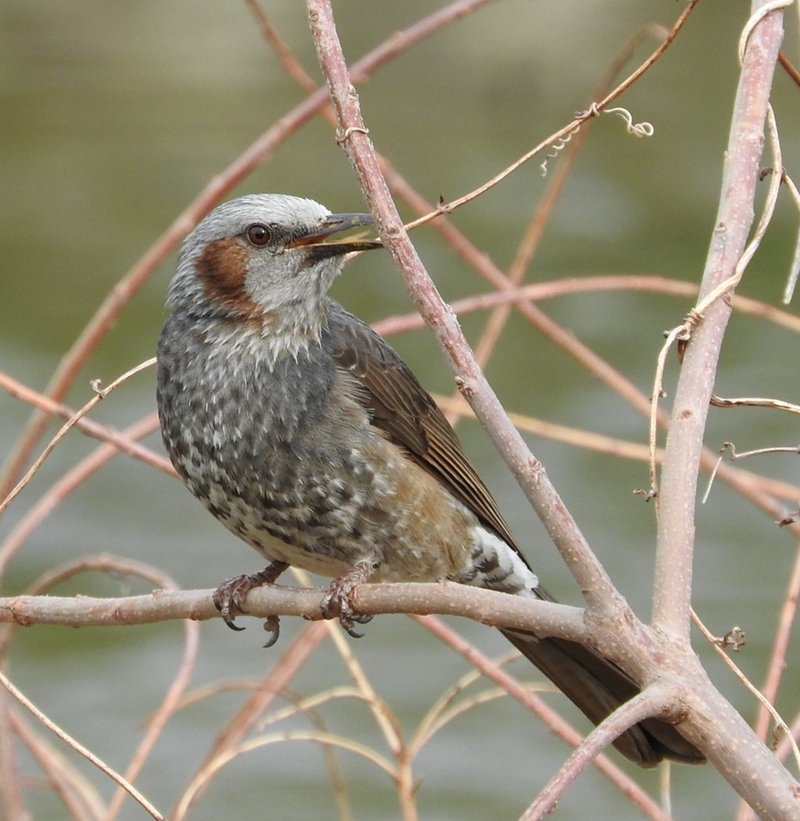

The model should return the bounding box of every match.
[156,193,703,767]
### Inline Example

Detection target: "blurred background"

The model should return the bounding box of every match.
[1,1,799,817]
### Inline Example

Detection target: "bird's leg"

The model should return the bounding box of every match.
[320,561,375,638]
[212,560,290,646]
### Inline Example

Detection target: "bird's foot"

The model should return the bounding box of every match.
[320,562,373,638]
[212,560,289,646]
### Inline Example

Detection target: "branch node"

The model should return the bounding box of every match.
[718,626,748,652]
[336,125,369,144]
[632,487,657,502]
[454,376,474,398]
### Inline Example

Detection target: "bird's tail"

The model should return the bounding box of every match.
[499,627,705,767]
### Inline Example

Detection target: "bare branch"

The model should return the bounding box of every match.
[652,0,788,637]
[0,670,163,820]
[0,581,587,642]
[306,0,623,620]
[522,684,677,820]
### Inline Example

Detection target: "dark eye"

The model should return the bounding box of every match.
[246,223,272,246]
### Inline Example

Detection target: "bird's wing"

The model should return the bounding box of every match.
[326,302,524,558]
[326,308,707,766]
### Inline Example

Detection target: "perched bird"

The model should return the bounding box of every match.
[156,194,703,767]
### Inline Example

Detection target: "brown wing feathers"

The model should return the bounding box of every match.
[328,305,521,555]
[325,303,705,766]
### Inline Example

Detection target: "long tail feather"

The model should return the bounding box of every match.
[500,628,705,766]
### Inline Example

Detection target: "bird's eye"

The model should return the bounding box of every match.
[246,223,272,246]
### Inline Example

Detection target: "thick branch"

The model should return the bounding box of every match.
[652,2,786,637]
[680,667,800,820]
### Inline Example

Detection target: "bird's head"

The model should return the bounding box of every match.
[168,195,381,336]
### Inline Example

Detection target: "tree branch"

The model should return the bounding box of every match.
[523,683,677,820]
[652,1,787,637]
[303,2,800,816]
[305,0,623,621]
[0,582,587,641]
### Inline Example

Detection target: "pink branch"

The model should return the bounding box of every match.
[306,0,622,619]
[522,685,676,820]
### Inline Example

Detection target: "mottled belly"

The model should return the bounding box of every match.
[180,433,478,585]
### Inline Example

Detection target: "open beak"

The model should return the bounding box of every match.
[286,213,383,260]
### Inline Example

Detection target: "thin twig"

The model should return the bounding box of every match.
[175,620,329,814]
[521,684,676,820]
[0,669,163,820]
[691,609,800,773]
[752,542,800,763]
[0,358,156,517]
[402,0,701,232]
[0,414,162,578]
[0,371,172,476]
[105,577,201,820]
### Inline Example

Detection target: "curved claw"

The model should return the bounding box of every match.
[212,561,289,643]
[342,622,365,639]
[320,562,374,638]
[262,615,281,648]
[212,574,253,630]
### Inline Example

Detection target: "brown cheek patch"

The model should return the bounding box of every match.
[195,238,262,322]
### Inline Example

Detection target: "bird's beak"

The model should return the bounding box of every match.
[286,213,383,260]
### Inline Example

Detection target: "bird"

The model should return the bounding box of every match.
[156,193,704,767]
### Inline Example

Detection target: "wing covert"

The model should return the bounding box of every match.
[325,302,524,558]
